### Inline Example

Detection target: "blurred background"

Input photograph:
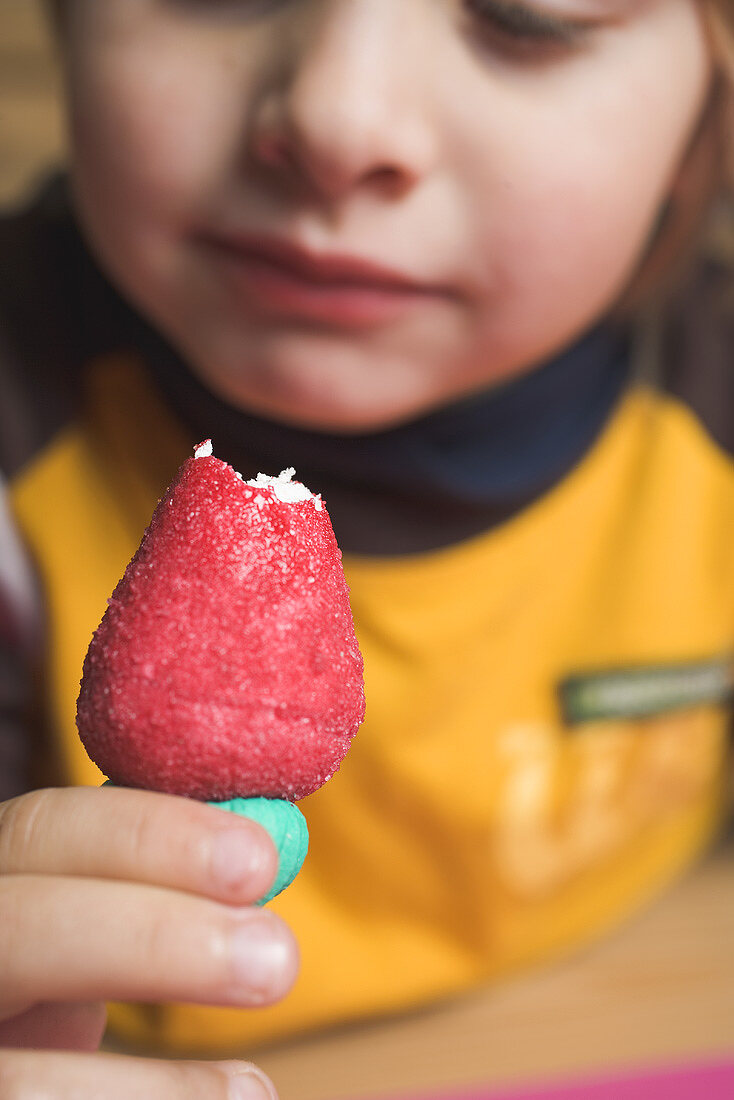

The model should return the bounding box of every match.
[1,3,732,1098]
[1,0,64,205]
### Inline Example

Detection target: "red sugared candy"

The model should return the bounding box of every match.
[76,442,365,801]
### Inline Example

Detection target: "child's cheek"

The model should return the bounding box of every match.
[62,22,252,266]
[456,16,709,363]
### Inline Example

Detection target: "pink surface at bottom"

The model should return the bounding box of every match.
[388,1062,734,1100]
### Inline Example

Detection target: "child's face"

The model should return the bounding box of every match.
[60,1,710,431]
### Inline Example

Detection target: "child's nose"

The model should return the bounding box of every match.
[248,0,438,202]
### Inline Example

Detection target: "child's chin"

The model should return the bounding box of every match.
[210,374,439,433]
[243,394,441,434]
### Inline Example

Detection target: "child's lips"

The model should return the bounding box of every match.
[196,230,458,327]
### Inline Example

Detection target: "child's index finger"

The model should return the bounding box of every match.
[0,785,278,906]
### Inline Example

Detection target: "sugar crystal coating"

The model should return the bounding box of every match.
[76,445,365,801]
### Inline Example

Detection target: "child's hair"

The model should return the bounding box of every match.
[619,0,734,314]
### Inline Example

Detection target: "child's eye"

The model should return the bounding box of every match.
[462,0,592,57]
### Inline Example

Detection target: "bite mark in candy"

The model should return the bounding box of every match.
[76,441,365,803]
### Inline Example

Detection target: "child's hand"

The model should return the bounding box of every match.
[0,785,297,1097]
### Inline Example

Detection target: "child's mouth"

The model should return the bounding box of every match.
[197,231,455,328]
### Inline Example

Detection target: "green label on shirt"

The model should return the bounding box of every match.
[560,655,734,725]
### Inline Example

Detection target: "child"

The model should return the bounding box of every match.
[1,0,732,1094]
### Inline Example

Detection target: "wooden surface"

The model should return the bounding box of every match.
[2,6,733,1097]
[256,841,734,1100]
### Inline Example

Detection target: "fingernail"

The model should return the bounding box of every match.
[229,918,293,1002]
[219,1063,278,1100]
[211,828,271,894]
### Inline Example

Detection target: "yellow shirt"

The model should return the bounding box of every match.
[8,346,733,1054]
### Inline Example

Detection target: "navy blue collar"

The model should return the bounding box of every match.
[145,321,632,555]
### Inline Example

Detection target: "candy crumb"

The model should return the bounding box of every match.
[246,468,313,504]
